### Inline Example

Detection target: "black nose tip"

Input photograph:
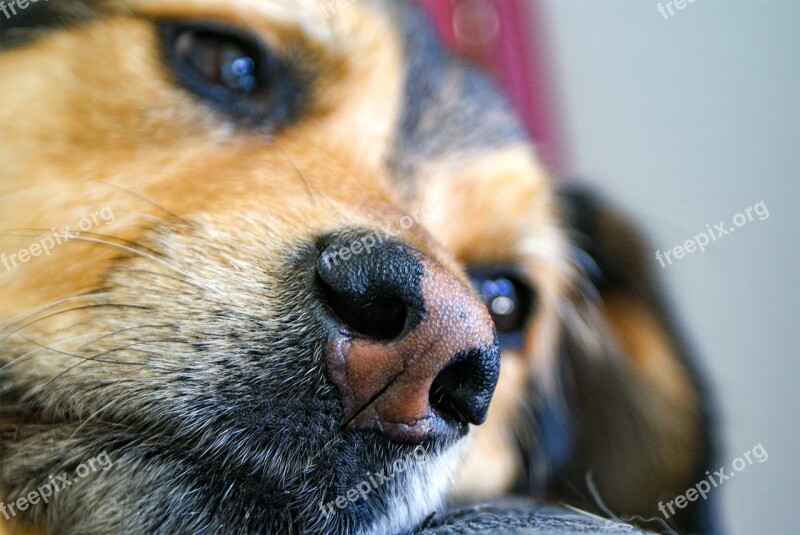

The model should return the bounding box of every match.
[317,234,500,443]
[317,239,424,341]
[430,346,500,426]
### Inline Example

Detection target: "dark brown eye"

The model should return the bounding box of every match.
[160,21,304,126]
[174,30,260,92]
[469,268,535,349]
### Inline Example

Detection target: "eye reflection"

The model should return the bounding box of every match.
[490,295,515,315]
[469,267,535,350]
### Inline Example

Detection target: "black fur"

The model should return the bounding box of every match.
[385,1,527,182]
[0,0,103,49]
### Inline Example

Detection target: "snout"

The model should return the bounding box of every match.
[316,233,500,444]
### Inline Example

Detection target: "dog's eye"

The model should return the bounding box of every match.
[469,268,535,349]
[175,29,260,92]
[160,22,302,126]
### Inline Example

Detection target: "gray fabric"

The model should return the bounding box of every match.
[416,500,650,534]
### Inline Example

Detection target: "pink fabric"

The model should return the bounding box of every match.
[415,0,565,172]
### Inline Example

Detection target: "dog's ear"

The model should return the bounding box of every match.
[550,185,716,534]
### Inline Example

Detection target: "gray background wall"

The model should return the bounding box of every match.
[534,1,799,533]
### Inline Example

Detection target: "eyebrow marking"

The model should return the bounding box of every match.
[384,1,527,182]
[0,0,106,49]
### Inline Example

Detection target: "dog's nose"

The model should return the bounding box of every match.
[317,236,500,443]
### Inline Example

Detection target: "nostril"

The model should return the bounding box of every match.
[316,273,408,341]
[430,347,497,427]
[315,236,424,342]
[430,360,475,427]
[317,234,501,443]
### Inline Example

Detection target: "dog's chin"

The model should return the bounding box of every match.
[267,425,467,535]
[352,442,466,535]
[168,427,466,535]
[140,399,466,534]
[183,400,463,532]
[302,434,465,535]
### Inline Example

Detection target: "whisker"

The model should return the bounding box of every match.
[0,331,110,374]
[68,398,120,442]
[0,231,176,273]
[10,333,154,368]
[1,304,153,343]
[0,228,163,259]
[123,269,203,292]
[75,324,172,351]
[0,291,115,334]
[19,319,103,347]
[87,179,194,227]
[581,472,679,535]
[271,142,320,207]
[37,344,184,397]
[272,141,344,216]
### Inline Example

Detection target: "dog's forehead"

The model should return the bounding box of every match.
[1,0,526,163]
[134,0,528,167]
[0,0,553,268]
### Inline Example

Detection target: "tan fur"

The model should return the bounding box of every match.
[600,294,702,509]
[0,1,408,316]
[604,294,697,407]
[0,3,565,531]
[0,1,708,533]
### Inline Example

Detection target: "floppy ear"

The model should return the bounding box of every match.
[548,185,717,534]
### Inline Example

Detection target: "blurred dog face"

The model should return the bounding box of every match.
[0,1,570,533]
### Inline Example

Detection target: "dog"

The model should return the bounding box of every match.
[0,1,715,533]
